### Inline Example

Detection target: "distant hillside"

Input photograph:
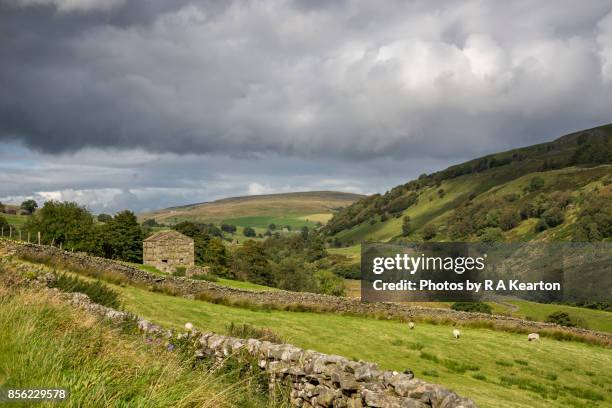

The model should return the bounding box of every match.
[141,191,364,229]
[324,124,612,244]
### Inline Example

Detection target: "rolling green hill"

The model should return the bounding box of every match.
[140,191,363,230]
[324,124,612,245]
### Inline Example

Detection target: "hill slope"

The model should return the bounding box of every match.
[324,124,612,244]
[141,191,363,229]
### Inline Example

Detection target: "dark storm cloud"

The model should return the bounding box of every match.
[2,0,612,212]
[2,0,612,160]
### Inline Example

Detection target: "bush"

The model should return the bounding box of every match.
[242,227,256,237]
[50,273,121,309]
[331,263,360,279]
[451,302,492,314]
[173,266,186,277]
[545,311,578,327]
[527,176,545,192]
[479,227,503,242]
[422,224,437,241]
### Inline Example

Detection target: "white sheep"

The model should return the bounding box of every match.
[453,329,461,339]
[185,322,194,331]
[527,333,540,342]
[408,322,415,330]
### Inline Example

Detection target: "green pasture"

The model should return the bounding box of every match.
[110,282,612,408]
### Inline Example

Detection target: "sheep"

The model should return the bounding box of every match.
[185,322,194,331]
[453,329,461,339]
[408,322,415,330]
[528,333,540,342]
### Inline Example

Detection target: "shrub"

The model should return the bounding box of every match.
[545,311,578,327]
[49,273,120,309]
[331,263,360,279]
[479,227,503,242]
[422,224,437,241]
[527,176,545,192]
[173,266,186,277]
[451,302,492,314]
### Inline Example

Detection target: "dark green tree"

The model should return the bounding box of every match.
[24,201,100,253]
[231,240,274,285]
[20,199,38,215]
[102,210,143,263]
[243,226,256,237]
[221,223,237,234]
[97,213,113,223]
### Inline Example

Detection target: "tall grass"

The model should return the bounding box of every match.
[0,287,276,408]
[49,273,121,308]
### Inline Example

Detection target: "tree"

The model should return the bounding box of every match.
[268,223,276,231]
[422,224,437,241]
[221,223,237,234]
[243,226,256,237]
[275,256,317,293]
[202,237,229,276]
[401,216,411,236]
[24,201,99,253]
[141,218,159,227]
[20,199,38,215]
[97,213,113,223]
[0,216,9,233]
[231,240,274,285]
[0,202,4,213]
[102,210,143,263]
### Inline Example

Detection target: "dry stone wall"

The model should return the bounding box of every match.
[52,287,477,408]
[5,240,612,344]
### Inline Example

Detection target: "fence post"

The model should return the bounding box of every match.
[27,231,30,243]
[1,226,3,237]
[19,230,22,241]
[59,242,62,250]
[38,231,41,245]
[9,226,11,239]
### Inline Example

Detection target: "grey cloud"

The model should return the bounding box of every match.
[1,0,611,161]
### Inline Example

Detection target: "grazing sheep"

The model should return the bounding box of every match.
[185,322,194,331]
[408,322,415,330]
[528,333,540,342]
[453,329,461,339]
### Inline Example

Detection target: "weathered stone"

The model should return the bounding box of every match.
[354,363,380,382]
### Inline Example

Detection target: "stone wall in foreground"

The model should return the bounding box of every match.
[59,289,476,408]
[5,239,611,344]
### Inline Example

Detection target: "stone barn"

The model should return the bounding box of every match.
[143,230,194,273]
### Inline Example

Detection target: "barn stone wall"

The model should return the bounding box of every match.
[143,233,194,273]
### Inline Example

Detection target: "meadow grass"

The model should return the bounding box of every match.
[0,213,29,228]
[109,281,612,408]
[217,278,279,292]
[0,287,274,408]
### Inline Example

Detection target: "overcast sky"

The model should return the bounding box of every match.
[1,0,612,213]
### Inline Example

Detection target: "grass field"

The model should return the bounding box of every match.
[0,213,29,228]
[217,278,279,291]
[344,279,611,333]
[140,191,362,228]
[107,282,612,408]
[0,287,270,408]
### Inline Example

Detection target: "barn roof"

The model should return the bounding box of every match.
[143,230,193,243]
